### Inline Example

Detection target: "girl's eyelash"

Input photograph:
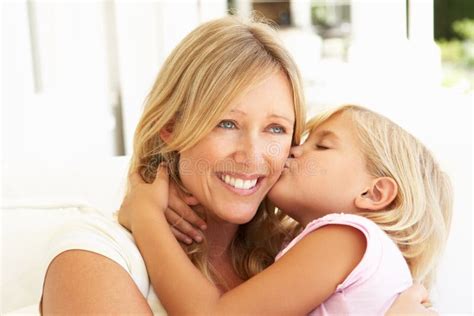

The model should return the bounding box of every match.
[316,144,329,150]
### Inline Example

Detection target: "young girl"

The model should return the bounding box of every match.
[119,105,452,315]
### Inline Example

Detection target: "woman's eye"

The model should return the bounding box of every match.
[269,125,286,134]
[218,120,237,129]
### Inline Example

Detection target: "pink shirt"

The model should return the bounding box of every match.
[275,213,412,315]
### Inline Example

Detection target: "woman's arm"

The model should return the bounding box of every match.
[42,250,152,315]
[120,165,366,315]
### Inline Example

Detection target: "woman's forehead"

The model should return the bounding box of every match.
[224,72,295,119]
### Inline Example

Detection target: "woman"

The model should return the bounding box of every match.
[41,16,430,314]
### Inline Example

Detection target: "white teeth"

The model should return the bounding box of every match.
[235,179,243,188]
[220,174,258,190]
[243,180,252,189]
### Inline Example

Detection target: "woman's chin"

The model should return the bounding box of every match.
[213,204,259,225]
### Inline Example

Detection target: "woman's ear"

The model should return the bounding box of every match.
[355,177,398,211]
[159,120,175,144]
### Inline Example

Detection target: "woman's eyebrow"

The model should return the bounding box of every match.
[230,109,245,115]
[269,114,294,124]
[230,109,293,124]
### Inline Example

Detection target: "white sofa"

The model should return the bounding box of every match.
[1,156,130,314]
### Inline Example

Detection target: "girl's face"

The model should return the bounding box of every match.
[179,71,295,225]
[268,112,373,226]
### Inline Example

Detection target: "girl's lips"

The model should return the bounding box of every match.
[284,158,295,169]
[216,174,264,196]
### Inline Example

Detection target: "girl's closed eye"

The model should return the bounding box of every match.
[315,144,330,150]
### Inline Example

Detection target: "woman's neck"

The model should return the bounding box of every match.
[190,204,239,256]
[192,205,244,290]
[202,215,239,258]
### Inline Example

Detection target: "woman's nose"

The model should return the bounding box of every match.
[234,135,265,166]
[289,145,303,158]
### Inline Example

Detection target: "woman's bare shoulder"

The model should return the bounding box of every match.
[41,249,152,315]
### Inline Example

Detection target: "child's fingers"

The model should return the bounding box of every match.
[170,226,193,245]
[168,197,207,230]
[168,182,207,230]
[169,181,201,207]
[183,195,200,206]
[165,208,203,243]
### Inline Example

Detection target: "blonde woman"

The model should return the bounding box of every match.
[41,16,431,314]
[119,105,451,314]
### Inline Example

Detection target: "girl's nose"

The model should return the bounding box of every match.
[289,145,303,158]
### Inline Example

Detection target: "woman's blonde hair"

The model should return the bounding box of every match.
[128,15,306,286]
[306,105,452,291]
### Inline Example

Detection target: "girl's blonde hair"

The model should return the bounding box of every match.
[306,105,452,291]
[128,15,306,286]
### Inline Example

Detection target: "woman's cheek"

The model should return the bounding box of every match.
[268,139,292,179]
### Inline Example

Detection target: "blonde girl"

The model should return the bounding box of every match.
[119,105,451,315]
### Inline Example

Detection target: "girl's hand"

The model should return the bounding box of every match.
[386,283,437,315]
[165,181,207,244]
[118,164,170,233]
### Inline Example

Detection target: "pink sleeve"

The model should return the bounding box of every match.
[275,213,383,291]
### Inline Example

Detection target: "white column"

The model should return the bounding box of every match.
[290,0,312,30]
[233,0,252,18]
[409,0,434,41]
[407,0,442,86]
[114,0,200,154]
[347,0,411,101]
[350,0,407,43]
[2,0,35,161]
[198,0,228,23]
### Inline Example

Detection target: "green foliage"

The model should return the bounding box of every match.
[437,19,474,67]
[437,19,474,92]
[453,19,474,41]
[438,39,464,63]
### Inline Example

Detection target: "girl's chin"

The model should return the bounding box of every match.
[267,182,284,203]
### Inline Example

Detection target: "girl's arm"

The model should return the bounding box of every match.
[119,165,366,315]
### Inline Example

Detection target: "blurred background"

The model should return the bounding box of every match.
[2,0,472,314]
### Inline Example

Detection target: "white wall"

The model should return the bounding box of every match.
[2,1,120,159]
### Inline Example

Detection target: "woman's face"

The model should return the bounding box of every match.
[179,71,295,224]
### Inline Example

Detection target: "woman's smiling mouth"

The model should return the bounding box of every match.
[216,172,265,196]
